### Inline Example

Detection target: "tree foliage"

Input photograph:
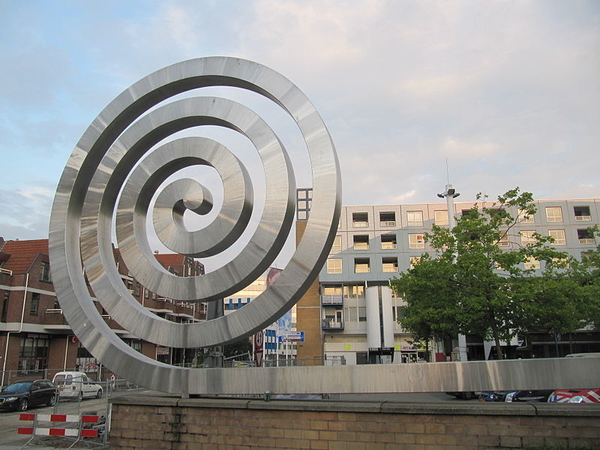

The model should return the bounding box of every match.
[391,188,595,360]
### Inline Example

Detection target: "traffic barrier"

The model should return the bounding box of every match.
[18,413,101,447]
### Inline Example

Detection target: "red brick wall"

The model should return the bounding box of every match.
[109,397,600,450]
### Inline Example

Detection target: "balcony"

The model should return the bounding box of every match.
[321,295,344,306]
[575,215,592,222]
[322,319,344,330]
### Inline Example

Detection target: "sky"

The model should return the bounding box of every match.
[1,0,599,267]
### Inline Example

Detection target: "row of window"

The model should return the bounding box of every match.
[326,254,574,274]
[331,228,595,253]
[348,205,594,228]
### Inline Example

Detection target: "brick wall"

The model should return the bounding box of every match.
[109,397,600,450]
[295,220,324,364]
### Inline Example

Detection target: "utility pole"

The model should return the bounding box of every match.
[437,184,468,362]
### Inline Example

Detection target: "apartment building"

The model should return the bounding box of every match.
[223,268,297,364]
[296,191,600,365]
[0,238,205,385]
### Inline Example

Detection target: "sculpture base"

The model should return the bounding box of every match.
[109,395,600,449]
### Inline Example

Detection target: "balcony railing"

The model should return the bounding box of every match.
[575,215,592,221]
[321,295,344,305]
[381,242,397,250]
[380,221,396,227]
[322,319,344,330]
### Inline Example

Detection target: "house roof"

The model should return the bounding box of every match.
[0,238,190,276]
[154,253,186,269]
[1,239,49,274]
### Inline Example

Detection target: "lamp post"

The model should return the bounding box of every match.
[437,184,468,362]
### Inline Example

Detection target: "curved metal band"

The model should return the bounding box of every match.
[49,57,341,394]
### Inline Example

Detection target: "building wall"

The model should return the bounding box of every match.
[109,397,600,450]
[0,239,206,385]
[298,197,600,365]
[295,221,324,364]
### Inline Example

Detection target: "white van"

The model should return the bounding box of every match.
[52,371,103,400]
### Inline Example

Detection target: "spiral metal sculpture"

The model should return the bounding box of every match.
[49,57,341,394]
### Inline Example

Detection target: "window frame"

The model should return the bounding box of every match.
[354,257,371,274]
[408,233,425,249]
[545,206,563,223]
[326,258,343,274]
[548,229,566,246]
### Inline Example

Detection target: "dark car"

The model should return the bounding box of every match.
[446,391,477,400]
[479,390,552,402]
[0,379,58,411]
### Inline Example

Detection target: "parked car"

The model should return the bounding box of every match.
[478,391,507,402]
[52,371,103,400]
[504,390,553,402]
[0,379,58,411]
[479,390,553,402]
[548,389,600,403]
[446,391,477,400]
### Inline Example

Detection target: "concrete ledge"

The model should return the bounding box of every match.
[110,395,600,417]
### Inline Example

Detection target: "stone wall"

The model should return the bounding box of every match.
[109,396,600,450]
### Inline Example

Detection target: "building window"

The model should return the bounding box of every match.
[409,256,422,268]
[134,282,141,297]
[1,291,8,322]
[498,231,510,247]
[379,211,396,227]
[520,230,537,246]
[358,306,367,322]
[30,293,40,316]
[577,229,595,245]
[524,257,541,270]
[344,284,364,298]
[381,234,397,250]
[296,188,312,221]
[518,209,534,223]
[408,233,425,249]
[352,212,369,228]
[407,211,423,227]
[331,235,342,253]
[574,206,591,222]
[19,336,49,373]
[382,257,398,273]
[326,259,343,274]
[392,306,406,322]
[549,229,566,246]
[39,261,51,283]
[545,206,563,223]
[434,210,449,226]
[354,258,370,273]
[322,285,342,296]
[353,235,369,250]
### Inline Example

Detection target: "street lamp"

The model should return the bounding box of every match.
[437,184,468,362]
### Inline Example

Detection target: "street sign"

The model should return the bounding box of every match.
[253,331,264,367]
[278,331,304,343]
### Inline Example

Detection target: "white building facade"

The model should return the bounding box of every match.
[315,196,600,364]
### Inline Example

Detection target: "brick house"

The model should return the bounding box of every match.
[0,237,205,386]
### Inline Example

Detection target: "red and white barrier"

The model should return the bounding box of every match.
[18,413,100,438]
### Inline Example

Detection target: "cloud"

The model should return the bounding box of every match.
[0,0,599,245]
[439,137,500,161]
[0,188,52,241]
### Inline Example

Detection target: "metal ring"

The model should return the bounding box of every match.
[49,57,341,394]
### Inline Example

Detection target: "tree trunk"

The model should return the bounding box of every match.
[490,321,504,360]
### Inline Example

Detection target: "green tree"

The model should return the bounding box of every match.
[391,188,574,360]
